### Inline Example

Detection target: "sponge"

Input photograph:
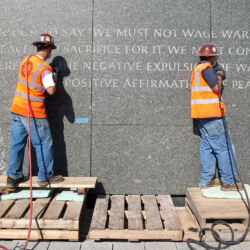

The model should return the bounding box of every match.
[56,191,85,201]
[201,184,250,199]
[1,189,52,200]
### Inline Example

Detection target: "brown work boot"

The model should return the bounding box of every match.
[7,175,29,190]
[221,182,243,191]
[201,179,221,189]
[37,175,64,187]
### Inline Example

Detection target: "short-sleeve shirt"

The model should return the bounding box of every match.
[200,61,218,89]
[36,54,56,89]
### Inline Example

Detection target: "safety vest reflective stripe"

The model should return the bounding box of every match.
[15,90,45,102]
[191,86,212,92]
[31,62,48,84]
[191,99,220,104]
[18,78,45,92]
[193,62,213,92]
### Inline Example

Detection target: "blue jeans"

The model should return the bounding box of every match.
[7,113,54,181]
[197,118,237,186]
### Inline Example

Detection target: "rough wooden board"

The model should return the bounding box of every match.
[109,195,125,230]
[24,198,51,219]
[186,187,249,219]
[90,195,110,230]
[0,229,78,241]
[142,195,163,230]
[127,195,143,230]
[0,200,15,218]
[63,201,83,220]
[42,200,65,220]
[176,207,199,242]
[88,229,182,241]
[0,176,97,189]
[0,218,79,230]
[5,200,30,219]
[157,195,182,230]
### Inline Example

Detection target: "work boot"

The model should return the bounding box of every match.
[37,175,64,187]
[221,182,243,191]
[7,175,29,190]
[201,179,221,189]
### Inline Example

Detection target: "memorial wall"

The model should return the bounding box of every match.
[0,0,249,194]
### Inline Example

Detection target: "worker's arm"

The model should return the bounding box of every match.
[41,69,56,95]
[46,86,56,95]
[212,75,222,94]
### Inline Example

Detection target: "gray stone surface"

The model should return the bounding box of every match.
[211,0,249,127]
[0,0,249,195]
[113,242,145,250]
[92,0,210,125]
[12,240,50,250]
[81,241,113,250]
[48,241,81,250]
[91,125,201,194]
[145,242,177,250]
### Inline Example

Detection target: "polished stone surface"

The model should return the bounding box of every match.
[91,125,201,194]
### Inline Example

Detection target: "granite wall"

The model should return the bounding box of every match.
[0,0,249,194]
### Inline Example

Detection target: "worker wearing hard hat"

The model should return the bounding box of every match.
[7,34,64,189]
[190,43,243,191]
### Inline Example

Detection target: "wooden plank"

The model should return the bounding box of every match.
[157,195,182,230]
[24,198,51,219]
[186,187,248,219]
[88,229,182,241]
[90,195,109,230]
[0,176,97,189]
[63,201,83,220]
[5,200,30,219]
[142,195,163,230]
[0,218,78,230]
[108,195,124,230]
[127,195,143,230]
[42,200,65,220]
[0,229,78,241]
[0,200,15,218]
[176,207,199,242]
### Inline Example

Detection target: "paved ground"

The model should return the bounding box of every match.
[0,240,249,250]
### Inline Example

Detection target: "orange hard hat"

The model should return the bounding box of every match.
[198,43,218,57]
[33,34,57,49]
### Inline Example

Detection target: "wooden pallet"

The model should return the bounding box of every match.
[0,191,84,241]
[88,194,183,241]
[0,176,97,194]
[186,187,250,241]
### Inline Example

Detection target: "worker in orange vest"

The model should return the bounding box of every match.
[191,43,242,191]
[7,34,64,189]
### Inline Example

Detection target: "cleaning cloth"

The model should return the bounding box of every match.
[1,189,52,200]
[201,184,250,199]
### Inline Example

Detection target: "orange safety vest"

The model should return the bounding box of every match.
[190,62,226,119]
[10,55,53,118]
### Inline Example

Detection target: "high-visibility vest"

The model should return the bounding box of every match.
[190,62,226,119]
[10,55,53,118]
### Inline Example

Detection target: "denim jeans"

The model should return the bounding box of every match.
[197,118,237,186]
[7,113,54,181]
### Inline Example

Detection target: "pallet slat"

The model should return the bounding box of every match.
[142,195,163,230]
[63,201,83,220]
[42,200,65,220]
[0,200,15,218]
[90,195,109,230]
[0,176,97,190]
[5,200,30,219]
[24,198,51,219]
[127,195,143,230]
[157,195,182,230]
[109,195,124,230]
